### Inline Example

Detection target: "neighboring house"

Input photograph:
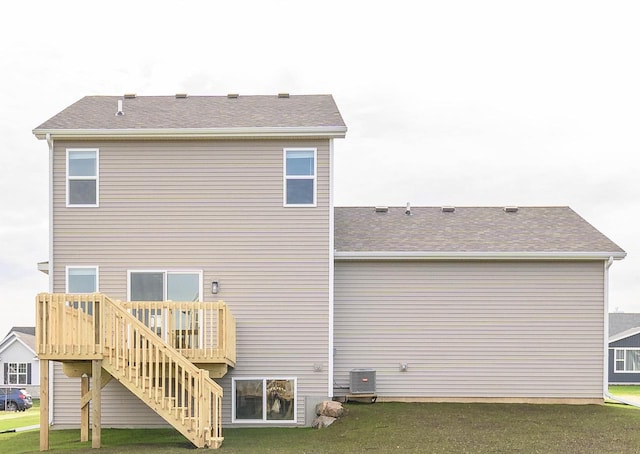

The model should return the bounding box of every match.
[0,327,39,398]
[608,313,640,384]
[32,94,625,448]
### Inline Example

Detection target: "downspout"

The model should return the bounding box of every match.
[601,257,639,407]
[606,392,640,408]
[327,138,335,398]
[45,133,55,425]
[46,133,54,294]
[603,256,612,400]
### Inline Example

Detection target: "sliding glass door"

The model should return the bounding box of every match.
[129,270,202,348]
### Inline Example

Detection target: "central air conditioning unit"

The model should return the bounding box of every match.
[349,368,376,394]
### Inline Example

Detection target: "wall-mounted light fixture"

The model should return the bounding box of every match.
[211,281,219,294]
[399,363,408,372]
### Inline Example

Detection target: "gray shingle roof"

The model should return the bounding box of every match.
[334,206,625,256]
[33,94,346,134]
[609,313,640,338]
[0,327,36,354]
[9,327,35,336]
[13,331,36,353]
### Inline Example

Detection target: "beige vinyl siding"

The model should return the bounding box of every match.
[51,139,332,427]
[334,260,605,400]
[50,363,167,428]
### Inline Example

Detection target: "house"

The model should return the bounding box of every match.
[32,94,625,449]
[608,313,640,384]
[334,206,624,401]
[0,326,39,398]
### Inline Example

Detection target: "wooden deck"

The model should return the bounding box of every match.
[35,293,236,450]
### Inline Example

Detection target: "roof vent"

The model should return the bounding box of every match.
[504,206,519,213]
[227,93,239,99]
[374,206,389,213]
[405,202,412,215]
[115,99,124,116]
[175,93,188,98]
[123,93,136,99]
[278,93,290,98]
[441,206,455,213]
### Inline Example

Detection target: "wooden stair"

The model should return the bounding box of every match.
[100,297,224,448]
[35,293,226,449]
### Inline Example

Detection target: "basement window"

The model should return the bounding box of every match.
[284,149,316,206]
[232,378,297,423]
[67,148,99,207]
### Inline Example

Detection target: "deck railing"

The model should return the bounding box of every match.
[35,293,103,358]
[35,293,236,365]
[35,293,227,448]
[121,301,236,364]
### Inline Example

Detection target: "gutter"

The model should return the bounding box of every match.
[335,251,627,261]
[32,126,348,140]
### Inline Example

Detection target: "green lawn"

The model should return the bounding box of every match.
[0,399,40,432]
[2,401,640,453]
[609,385,640,399]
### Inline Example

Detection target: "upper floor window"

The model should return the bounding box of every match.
[67,148,98,207]
[284,148,316,207]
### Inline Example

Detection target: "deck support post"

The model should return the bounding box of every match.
[81,375,89,442]
[39,359,49,451]
[91,360,102,449]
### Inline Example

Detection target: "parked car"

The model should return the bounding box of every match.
[0,387,33,411]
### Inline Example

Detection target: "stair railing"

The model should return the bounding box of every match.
[100,294,224,445]
[35,293,224,447]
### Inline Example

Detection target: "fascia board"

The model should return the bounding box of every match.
[609,327,640,344]
[33,126,348,140]
[0,335,33,356]
[334,251,627,261]
[0,336,15,354]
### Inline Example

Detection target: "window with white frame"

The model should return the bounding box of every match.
[4,363,31,385]
[614,348,640,372]
[284,149,316,206]
[66,266,98,314]
[129,271,201,302]
[233,378,296,422]
[67,148,98,206]
[66,267,98,293]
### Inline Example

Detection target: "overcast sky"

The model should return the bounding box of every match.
[1,0,639,338]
